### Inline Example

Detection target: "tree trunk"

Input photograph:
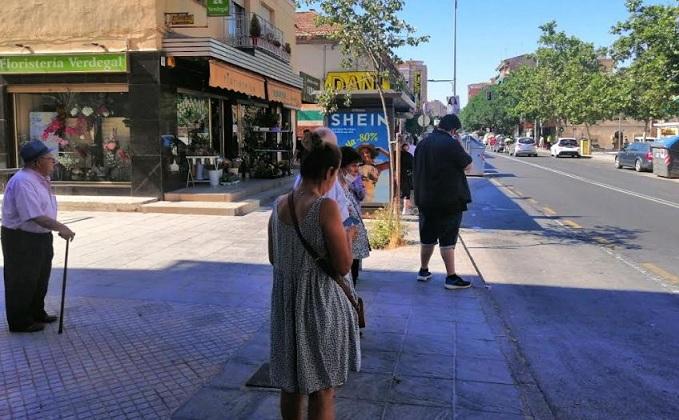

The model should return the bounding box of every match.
[376,84,397,217]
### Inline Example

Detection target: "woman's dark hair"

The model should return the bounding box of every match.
[340,146,362,168]
[300,132,341,180]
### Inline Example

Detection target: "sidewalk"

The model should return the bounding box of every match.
[172,223,531,419]
[0,211,532,419]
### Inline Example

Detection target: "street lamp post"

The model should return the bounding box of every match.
[453,0,458,97]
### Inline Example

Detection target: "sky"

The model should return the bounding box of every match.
[301,0,675,108]
[394,0,675,108]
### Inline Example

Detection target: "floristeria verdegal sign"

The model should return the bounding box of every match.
[0,53,128,74]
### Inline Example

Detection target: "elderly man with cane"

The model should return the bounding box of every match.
[2,140,75,333]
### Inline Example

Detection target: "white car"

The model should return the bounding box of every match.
[551,138,580,158]
[511,137,538,157]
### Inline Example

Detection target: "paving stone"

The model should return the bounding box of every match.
[388,375,454,407]
[456,338,504,360]
[456,357,514,385]
[335,398,385,420]
[370,316,409,334]
[407,318,455,336]
[360,350,399,374]
[402,333,455,356]
[336,372,393,402]
[360,331,404,353]
[456,381,523,415]
[395,353,455,379]
[383,403,453,420]
[455,407,525,419]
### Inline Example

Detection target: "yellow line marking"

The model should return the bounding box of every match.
[542,207,557,216]
[562,219,583,229]
[528,198,538,205]
[641,263,679,285]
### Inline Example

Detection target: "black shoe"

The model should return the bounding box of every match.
[38,314,58,323]
[417,268,433,282]
[444,274,471,290]
[10,323,45,333]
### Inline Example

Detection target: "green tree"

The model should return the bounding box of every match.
[460,85,518,134]
[610,0,679,130]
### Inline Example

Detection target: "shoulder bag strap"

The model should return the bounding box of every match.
[287,192,360,312]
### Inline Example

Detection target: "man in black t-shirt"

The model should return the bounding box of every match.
[413,114,473,289]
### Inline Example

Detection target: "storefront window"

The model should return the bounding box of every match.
[14,92,131,182]
[177,93,215,156]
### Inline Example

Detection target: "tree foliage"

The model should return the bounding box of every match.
[610,0,679,122]
[459,85,518,134]
[461,1,679,139]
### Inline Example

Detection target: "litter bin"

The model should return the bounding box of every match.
[651,135,679,179]
[579,138,592,157]
[460,135,485,177]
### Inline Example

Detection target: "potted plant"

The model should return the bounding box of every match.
[272,39,281,48]
[205,163,221,187]
[250,15,262,46]
[284,42,291,54]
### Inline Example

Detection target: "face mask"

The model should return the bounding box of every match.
[345,173,357,183]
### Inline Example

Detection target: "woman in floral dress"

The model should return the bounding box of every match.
[268,138,360,420]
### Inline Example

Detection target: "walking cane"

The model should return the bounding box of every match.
[58,238,70,335]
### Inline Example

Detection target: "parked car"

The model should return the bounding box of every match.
[615,142,655,172]
[511,137,538,157]
[633,137,656,143]
[551,138,580,158]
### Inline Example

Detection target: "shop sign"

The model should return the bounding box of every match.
[167,13,195,25]
[325,71,391,92]
[300,72,321,103]
[267,80,302,109]
[0,53,127,74]
[209,60,266,99]
[328,111,390,204]
[207,0,229,16]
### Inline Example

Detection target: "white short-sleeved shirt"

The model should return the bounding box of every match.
[293,175,350,222]
[1,168,57,233]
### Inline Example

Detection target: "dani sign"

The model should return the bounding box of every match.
[325,71,391,92]
[329,111,391,204]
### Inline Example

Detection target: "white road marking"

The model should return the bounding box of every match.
[492,153,679,210]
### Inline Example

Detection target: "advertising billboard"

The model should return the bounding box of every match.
[328,111,391,204]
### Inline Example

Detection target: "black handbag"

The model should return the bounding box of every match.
[287,193,366,328]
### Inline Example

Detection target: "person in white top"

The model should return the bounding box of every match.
[294,128,350,223]
[2,140,75,333]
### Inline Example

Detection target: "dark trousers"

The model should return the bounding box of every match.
[2,227,54,330]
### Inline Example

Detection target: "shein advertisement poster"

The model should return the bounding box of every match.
[328,111,390,205]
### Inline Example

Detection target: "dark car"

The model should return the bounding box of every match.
[615,142,654,172]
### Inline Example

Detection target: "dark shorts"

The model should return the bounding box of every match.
[418,209,463,249]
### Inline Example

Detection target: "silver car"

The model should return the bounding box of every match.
[512,137,538,157]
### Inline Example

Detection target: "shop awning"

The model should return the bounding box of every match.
[266,79,302,109]
[209,60,266,99]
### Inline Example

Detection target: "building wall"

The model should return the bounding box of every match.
[563,119,647,150]
[0,0,164,53]
[295,41,369,81]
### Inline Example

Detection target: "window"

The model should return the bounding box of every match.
[14,92,131,182]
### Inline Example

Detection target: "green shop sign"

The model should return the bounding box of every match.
[0,53,128,74]
[207,0,229,16]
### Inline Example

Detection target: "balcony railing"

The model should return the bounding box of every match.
[226,13,290,63]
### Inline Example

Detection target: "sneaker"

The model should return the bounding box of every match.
[417,268,432,282]
[444,274,471,290]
